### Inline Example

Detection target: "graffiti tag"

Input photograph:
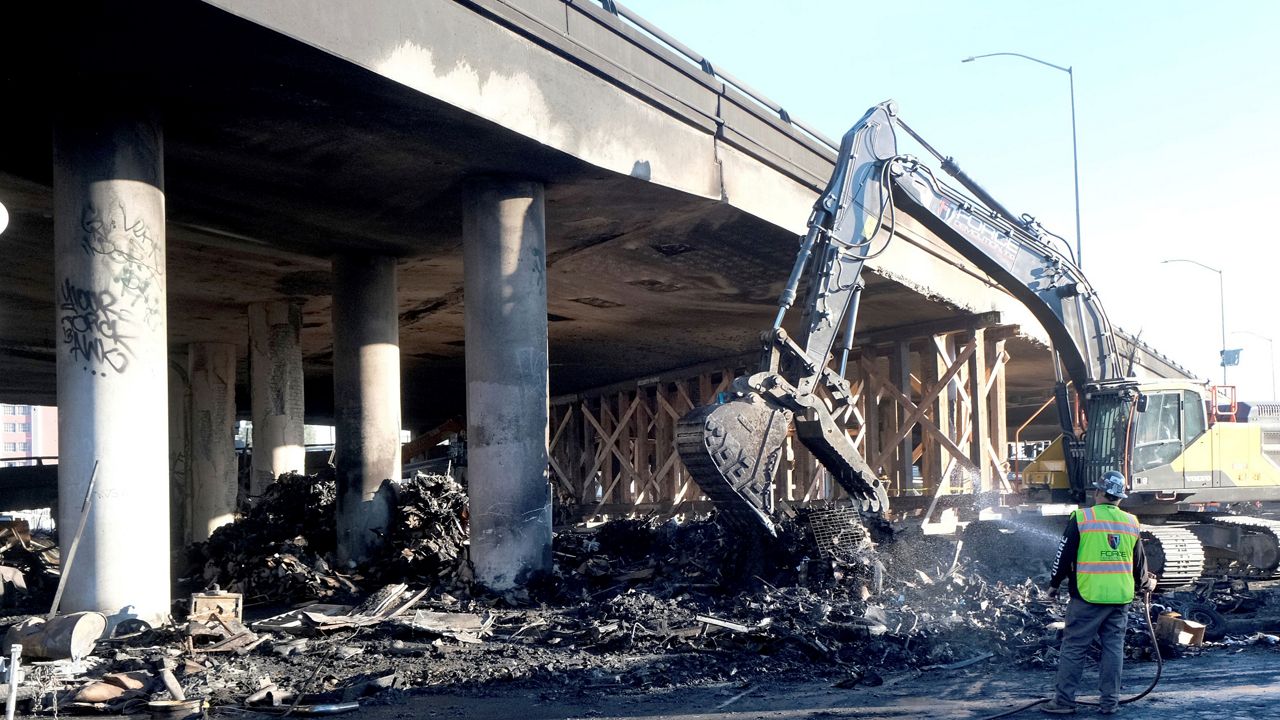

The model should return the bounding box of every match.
[59,278,134,375]
[81,199,164,329]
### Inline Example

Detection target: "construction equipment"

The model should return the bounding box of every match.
[676,100,1280,587]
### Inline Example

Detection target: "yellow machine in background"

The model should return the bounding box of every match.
[1020,379,1280,585]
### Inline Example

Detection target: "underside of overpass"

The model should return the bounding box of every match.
[0,0,1200,619]
[0,0,1072,432]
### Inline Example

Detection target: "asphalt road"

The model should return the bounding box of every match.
[351,643,1280,720]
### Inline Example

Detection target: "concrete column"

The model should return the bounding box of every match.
[188,343,238,541]
[168,362,191,547]
[332,256,400,565]
[53,111,170,626]
[463,178,551,591]
[248,301,305,494]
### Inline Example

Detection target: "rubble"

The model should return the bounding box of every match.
[3,479,1280,716]
[186,471,468,605]
[0,520,58,610]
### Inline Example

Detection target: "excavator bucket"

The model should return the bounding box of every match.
[675,394,791,535]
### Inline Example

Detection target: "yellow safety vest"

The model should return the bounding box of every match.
[1072,505,1141,604]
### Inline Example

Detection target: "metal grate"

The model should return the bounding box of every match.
[805,507,871,562]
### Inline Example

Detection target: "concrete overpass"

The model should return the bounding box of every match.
[0,0,1190,624]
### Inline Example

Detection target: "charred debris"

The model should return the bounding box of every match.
[2,471,1279,716]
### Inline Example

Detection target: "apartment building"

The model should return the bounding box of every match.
[1,404,57,466]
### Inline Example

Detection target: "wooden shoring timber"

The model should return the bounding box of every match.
[618,391,635,505]
[860,354,979,477]
[584,394,643,513]
[637,389,666,503]
[984,338,1012,492]
[629,390,648,503]
[846,378,867,453]
[919,337,945,495]
[655,382,694,503]
[548,330,1010,517]
[547,402,591,503]
[867,338,977,480]
[565,364,751,517]
[966,329,992,489]
[579,398,600,504]
[654,383,675,504]
[862,356,882,477]
[964,329,1014,493]
[890,341,913,493]
[547,405,577,499]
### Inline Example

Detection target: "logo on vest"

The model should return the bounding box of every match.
[1107,533,1121,550]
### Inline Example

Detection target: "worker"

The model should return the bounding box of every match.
[1041,470,1157,715]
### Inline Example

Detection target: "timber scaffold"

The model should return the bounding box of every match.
[549,314,1021,523]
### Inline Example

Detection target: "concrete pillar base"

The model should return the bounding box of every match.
[332,255,401,566]
[463,178,552,591]
[248,301,306,495]
[189,343,238,542]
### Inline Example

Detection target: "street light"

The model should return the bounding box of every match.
[1232,330,1276,401]
[1161,258,1228,386]
[962,52,1082,267]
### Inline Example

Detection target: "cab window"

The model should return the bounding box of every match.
[1182,390,1207,442]
[1133,392,1183,471]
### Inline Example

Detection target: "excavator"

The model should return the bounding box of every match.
[675,100,1280,588]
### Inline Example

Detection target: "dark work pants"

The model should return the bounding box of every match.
[1054,596,1128,709]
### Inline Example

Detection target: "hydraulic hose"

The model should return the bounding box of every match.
[976,591,1162,719]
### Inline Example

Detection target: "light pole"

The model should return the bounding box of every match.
[1233,330,1276,401]
[962,52,1082,267]
[1161,258,1228,386]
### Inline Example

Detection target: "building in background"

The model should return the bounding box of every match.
[1,404,57,467]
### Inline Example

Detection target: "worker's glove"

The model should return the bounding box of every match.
[1141,572,1159,594]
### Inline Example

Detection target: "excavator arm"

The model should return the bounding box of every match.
[676,100,1122,534]
[887,116,1121,390]
[886,113,1125,497]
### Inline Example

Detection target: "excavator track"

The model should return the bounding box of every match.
[1140,525,1205,590]
[675,395,791,535]
[1208,515,1280,579]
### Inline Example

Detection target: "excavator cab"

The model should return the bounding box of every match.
[1025,382,1210,504]
[1130,387,1208,478]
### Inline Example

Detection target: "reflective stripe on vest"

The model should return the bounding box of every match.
[1073,505,1141,604]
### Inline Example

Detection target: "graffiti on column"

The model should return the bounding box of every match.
[59,278,134,374]
[80,198,164,329]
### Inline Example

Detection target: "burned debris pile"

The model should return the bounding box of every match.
[0,519,58,610]
[536,514,1073,678]
[186,471,468,604]
[5,485,1280,716]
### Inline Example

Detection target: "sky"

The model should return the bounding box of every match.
[625,0,1280,402]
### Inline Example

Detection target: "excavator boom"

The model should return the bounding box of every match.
[677,101,1123,533]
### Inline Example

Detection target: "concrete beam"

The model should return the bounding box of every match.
[332,255,400,566]
[463,178,552,591]
[53,110,170,626]
[248,301,306,494]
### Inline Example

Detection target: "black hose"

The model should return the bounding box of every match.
[975,592,1162,719]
